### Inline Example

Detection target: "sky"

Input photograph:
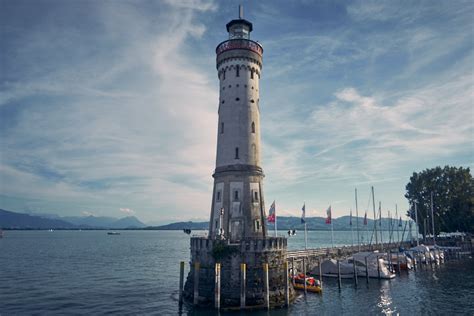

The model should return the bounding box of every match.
[1,0,473,224]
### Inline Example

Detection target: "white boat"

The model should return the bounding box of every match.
[311,252,395,279]
[350,252,396,279]
[310,259,355,278]
[408,244,434,263]
[387,252,413,270]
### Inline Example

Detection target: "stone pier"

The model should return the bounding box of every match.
[183,237,296,308]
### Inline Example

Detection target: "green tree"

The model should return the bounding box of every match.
[405,166,473,236]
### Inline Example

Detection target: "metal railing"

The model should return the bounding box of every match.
[216,39,263,56]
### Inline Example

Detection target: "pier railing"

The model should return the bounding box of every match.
[287,242,411,260]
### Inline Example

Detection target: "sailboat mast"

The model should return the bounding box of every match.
[350,209,354,249]
[414,201,419,246]
[431,191,436,245]
[395,203,400,246]
[355,188,360,251]
[379,201,384,252]
[371,186,378,248]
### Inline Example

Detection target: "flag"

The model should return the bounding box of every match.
[349,209,352,226]
[363,212,368,225]
[325,205,332,224]
[301,204,306,224]
[267,200,276,223]
[398,216,402,227]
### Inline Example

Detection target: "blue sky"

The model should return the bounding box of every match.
[1,0,473,224]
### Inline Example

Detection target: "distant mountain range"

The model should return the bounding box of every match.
[1,209,412,231]
[0,209,146,229]
[146,216,411,231]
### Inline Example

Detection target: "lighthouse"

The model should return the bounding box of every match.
[183,8,293,308]
[209,7,266,242]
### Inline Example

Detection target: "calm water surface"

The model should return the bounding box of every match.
[0,230,473,315]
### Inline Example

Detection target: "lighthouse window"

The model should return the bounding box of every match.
[236,66,240,77]
[255,220,260,231]
[251,122,255,133]
[215,220,218,229]
[235,147,239,159]
[251,70,254,79]
[221,122,224,134]
[235,97,240,101]
[254,191,259,202]
[234,190,239,201]
[250,99,255,103]
[216,191,221,202]
[221,100,225,104]
[222,70,225,80]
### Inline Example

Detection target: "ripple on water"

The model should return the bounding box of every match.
[1,231,473,315]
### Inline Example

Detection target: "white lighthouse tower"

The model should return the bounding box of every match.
[209,6,267,242]
[183,8,293,308]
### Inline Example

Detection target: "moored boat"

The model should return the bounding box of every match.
[107,231,120,235]
[292,274,322,293]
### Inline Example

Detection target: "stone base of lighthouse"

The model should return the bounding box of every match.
[183,237,296,308]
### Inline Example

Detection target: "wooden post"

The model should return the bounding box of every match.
[193,262,200,305]
[179,261,185,306]
[215,263,221,310]
[397,252,401,274]
[291,257,295,286]
[353,259,358,287]
[413,255,417,271]
[365,256,369,283]
[240,263,246,308]
[377,256,381,280]
[318,257,323,288]
[303,257,307,294]
[284,261,290,307]
[263,263,270,310]
[387,252,392,273]
[337,259,342,289]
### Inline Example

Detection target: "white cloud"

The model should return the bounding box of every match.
[119,208,135,215]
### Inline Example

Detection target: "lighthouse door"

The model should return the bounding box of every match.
[230,220,242,242]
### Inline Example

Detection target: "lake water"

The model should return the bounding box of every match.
[1,230,473,315]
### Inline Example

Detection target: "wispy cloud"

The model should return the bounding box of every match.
[1,1,472,221]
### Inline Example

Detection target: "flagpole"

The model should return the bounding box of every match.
[305,221,308,250]
[331,206,334,250]
[355,188,360,251]
[303,202,307,250]
[274,201,277,237]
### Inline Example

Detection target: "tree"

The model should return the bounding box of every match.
[405,166,473,236]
